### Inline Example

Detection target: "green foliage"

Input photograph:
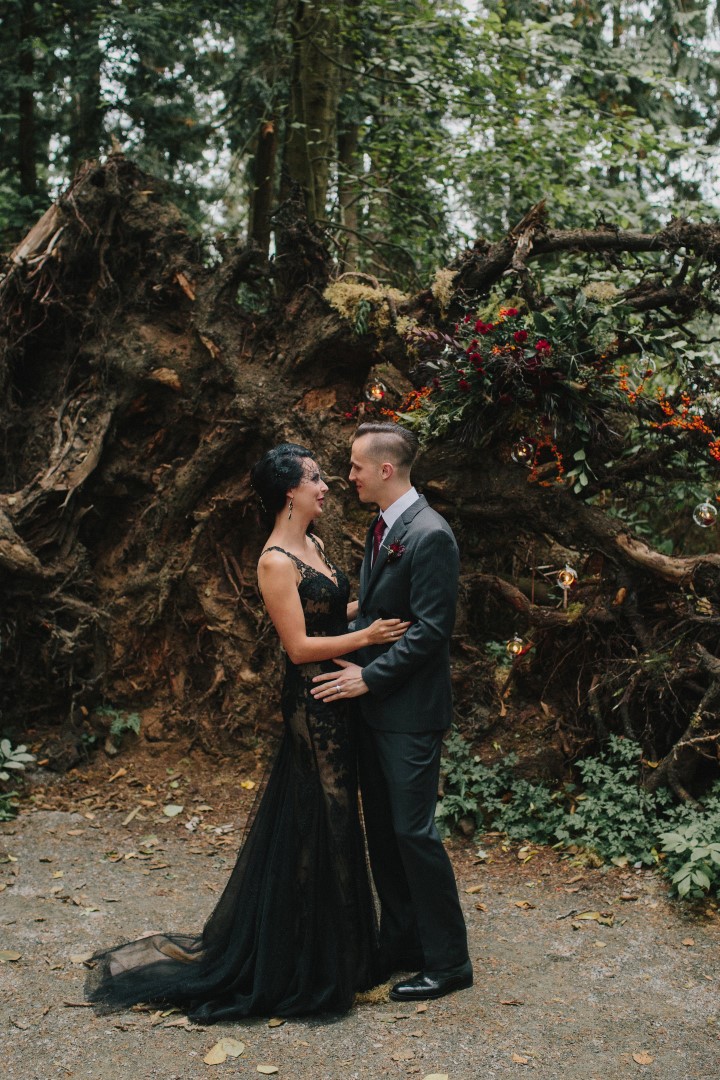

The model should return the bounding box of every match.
[0,737,35,783]
[95,706,142,744]
[554,736,671,866]
[660,784,720,899]
[0,0,717,279]
[0,737,35,821]
[438,730,720,900]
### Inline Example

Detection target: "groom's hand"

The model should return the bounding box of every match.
[310,659,369,701]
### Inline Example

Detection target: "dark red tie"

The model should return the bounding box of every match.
[372,515,385,564]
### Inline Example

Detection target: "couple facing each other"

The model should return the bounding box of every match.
[87,421,471,1022]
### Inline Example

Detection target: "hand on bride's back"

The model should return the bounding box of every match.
[366,617,411,645]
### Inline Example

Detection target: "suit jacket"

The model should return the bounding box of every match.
[354,494,459,733]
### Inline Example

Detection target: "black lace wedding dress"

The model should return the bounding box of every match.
[86,544,380,1021]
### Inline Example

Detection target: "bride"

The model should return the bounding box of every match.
[86,442,408,1021]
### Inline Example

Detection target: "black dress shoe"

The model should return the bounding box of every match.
[389,960,473,1001]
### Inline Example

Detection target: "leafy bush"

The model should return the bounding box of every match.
[554,736,672,866]
[659,783,720,899]
[0,738,35,821]
[438,729,720,900]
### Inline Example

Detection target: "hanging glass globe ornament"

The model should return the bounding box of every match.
[511,438,535,467]
[557,565,578,590]
[365,380,387,402]
[506,635,524,657]
[693,501,718,528]
[633,356,656,379]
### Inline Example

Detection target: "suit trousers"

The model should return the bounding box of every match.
[358,725,469,972]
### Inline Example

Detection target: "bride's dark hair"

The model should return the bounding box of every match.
[250,443,314,523]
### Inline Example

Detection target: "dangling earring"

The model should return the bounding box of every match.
[288,496,294,520]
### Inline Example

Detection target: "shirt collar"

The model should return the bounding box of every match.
[380,487,418,533]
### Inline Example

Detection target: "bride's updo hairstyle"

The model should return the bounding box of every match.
[251,442,314,524]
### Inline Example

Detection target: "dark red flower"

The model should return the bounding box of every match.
[478,322,493,335]
[387,542,406,562]
[514,329,528,344]
[501,307,519,317]
[535,339,552,354]
[458,379,471,391]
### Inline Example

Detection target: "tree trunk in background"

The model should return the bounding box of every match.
[249,118,277,254]
[281,0,343,220]
[337,122,360,269]
[18,0,37,196]
[67,18,104,174]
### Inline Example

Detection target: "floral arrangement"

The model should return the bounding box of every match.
[392,303,613,488]
[341,292,720,504]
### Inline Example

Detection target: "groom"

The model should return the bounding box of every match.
[312,421,471,1001]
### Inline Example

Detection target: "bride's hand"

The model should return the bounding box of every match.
[366,617,411,645]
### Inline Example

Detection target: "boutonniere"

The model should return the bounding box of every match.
[385,541,406,562]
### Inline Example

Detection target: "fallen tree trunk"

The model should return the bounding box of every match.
[2,157,719,796]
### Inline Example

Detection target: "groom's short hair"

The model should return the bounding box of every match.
[354,422,419,473]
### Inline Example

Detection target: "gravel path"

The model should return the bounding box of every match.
[2,799,719,1079]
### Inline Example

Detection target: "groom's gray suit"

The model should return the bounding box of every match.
[354,494,469,972]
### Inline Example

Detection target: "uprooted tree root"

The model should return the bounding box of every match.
[2,156,720,796]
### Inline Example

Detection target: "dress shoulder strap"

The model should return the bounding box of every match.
[260,545,302,565]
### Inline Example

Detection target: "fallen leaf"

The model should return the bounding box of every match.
[268,1017,285,1027]
[107,767,127,783]
[241,780,256,790]
[0,950,21,962]
[574,910,614,927]
[682,937,695,947]
[619,894,639,902]
[162,804,184,818]
[632,1052,654,1065]
[465,884,482,894]
[514,901,535,910]
[475,902,487,912]
[204,1038,246,1064]
[122,807,143,826]
[69,952,94,964]
[257,1068,279,1076]
[416,1003,428,1013]
[593,941,608,948]
[500,999,523,1006]
[512,1053,530,1064]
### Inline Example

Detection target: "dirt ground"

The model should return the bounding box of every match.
[1,743,719,1080]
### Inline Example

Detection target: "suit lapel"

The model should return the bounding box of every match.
[362,495,427,604]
